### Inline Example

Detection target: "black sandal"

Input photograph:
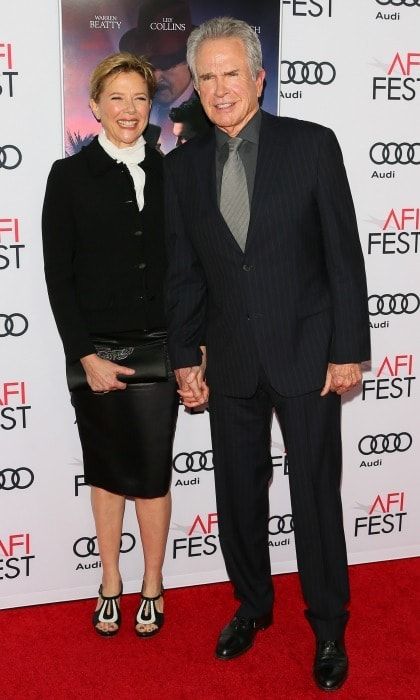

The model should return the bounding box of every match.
[92,583,123,637]
[135,583,164,638]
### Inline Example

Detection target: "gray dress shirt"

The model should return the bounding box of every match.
[215,109,262,206]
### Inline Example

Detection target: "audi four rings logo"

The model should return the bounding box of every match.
[173,451,214,473]
[370,143,420,165]
[0,313,29,337]
[0,468,34,490]
[0,145,22,170]
[376,0,420,6]
[268,514,294,535]
[73,533,136,557]
[281,61,336,85]
[358,433,412,455]
[368,294,420,316]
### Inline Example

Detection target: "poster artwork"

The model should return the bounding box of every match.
[61,0,281,155]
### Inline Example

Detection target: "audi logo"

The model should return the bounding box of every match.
[0,145,22,170]
[268,514,294,535]
[280,61,336,85]
[376,1,420,6]
[0,468,34,490]
[358,433,413,455]
[73,532,136,557]
[370,142,420,165]
[368,293,420,316]
[0,313,29,337]
[172,451,214,473]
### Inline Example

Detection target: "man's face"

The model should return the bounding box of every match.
[195,37,265,136]
[154,61,192,104]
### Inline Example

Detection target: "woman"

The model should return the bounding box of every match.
[42,53,179,637]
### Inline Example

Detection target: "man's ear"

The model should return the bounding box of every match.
[256,69,266,99]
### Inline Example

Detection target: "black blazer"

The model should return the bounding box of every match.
[164,111,370,397]
[42,137,167,362]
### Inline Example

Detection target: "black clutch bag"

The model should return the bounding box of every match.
[66,330,169,391]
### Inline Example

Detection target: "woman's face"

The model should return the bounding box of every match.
[90,70,151,148]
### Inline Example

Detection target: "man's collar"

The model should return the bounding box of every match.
[215,109,262,149]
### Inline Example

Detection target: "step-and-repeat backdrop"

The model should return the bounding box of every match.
[1,0,419,609]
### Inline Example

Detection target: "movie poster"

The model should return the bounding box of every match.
[61,0,281,155]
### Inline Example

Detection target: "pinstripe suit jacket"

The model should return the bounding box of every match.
[164,110,370,397]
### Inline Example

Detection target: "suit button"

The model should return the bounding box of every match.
[136,262,147,270]
[124,199,134,204]
[242,264,253,272]
[139,295,145,301]
[133,229,143,236]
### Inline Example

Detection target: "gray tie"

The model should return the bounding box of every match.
[220,137,250,252]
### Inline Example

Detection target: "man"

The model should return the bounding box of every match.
[119,0,195,152]
[164,17,370,691]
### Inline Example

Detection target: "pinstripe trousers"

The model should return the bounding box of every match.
[209,373,350,640]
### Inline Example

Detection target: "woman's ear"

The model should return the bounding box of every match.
[89,99,100,121]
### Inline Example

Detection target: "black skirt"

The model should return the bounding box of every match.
[71,332,179,498]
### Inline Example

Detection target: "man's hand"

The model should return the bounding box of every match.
[321,362,362,397]
[175,347,209,407]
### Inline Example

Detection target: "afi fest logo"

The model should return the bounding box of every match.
[0,218,25,270]
[281,0,333,17]
[354,492,407,536]
[0,533,35,580]
[372,52,420,100]
[362,354,415,400]
[172,513,219,559]
[357,431,412,468]
[367,208,420,255]
[0,382,31,430]
[0,43,18,97]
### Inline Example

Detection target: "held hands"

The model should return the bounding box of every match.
[321,362,362,397]
[175,346,209,408]
[80,353,135,392]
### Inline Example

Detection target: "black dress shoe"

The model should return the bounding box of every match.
[313,639,348,691]
[215,612,273,660]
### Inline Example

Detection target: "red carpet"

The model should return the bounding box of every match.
[1,558,419,699]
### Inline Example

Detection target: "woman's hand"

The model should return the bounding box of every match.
[175,346,209,408]
[80,353,135,392]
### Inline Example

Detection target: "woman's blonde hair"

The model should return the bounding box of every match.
[89,52,157,102]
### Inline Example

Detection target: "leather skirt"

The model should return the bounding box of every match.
[71,332,179,498]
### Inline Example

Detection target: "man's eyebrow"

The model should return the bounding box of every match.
[198,69,240,80]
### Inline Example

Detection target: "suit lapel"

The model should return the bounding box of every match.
[245,111,285,252]
[194,129,246,255]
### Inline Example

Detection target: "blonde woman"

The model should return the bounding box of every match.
[42,53,178,637]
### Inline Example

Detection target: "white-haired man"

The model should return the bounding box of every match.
[165,16,370,691]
